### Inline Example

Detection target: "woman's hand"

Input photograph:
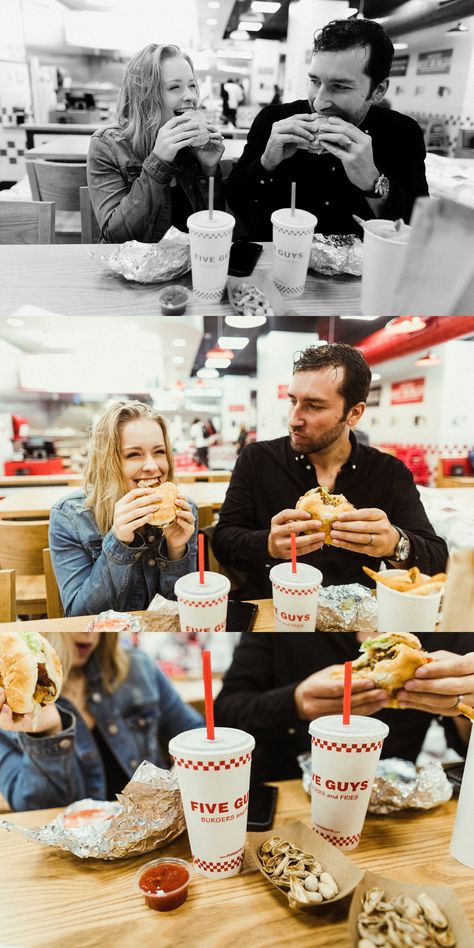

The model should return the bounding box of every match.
[153,113,206,164]
[397,650,474,716]
[112,488,163,544]
[294,666,388,721]
[193,124,225,174]
[0,688,62,735]
[163,496,196,561]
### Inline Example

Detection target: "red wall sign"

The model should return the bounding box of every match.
[278,384,289,399]
[228,405,245,411]
[390,378,425,405]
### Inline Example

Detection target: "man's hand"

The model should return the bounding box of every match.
[330,508,399,558]
[267,508,325,560]
[295,666,388,720]
[318,117,379,192]
[261,115,316,172]
[397,651,474,717]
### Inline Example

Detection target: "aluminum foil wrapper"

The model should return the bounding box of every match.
[317,584,377,632]
[85,610,142,636]
[298,754,452,813]
[99,227,191,283]
[309,234,363,277]
[0,761,186,860]
[141,594,180,632]
[368,758,453,814]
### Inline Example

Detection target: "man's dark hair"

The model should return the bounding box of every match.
[292,343,372,413]
[313,19,394,90]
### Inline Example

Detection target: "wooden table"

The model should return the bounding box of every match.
[0,243,362,318]
[0,482,228,519]
[0,785,471,947]
[23,122,101,149]
[0,473,83,487]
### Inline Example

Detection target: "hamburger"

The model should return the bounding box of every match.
[295,485,355,544]
[301,114,327,155]
[350,632,432,708]
[0,630,63,720]
[138,479,178,528]
[175,107,210,148]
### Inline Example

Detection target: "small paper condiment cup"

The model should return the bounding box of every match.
[135,857,192,912]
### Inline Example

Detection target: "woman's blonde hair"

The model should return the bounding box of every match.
[83,400,175,536]
[116,44,197,162]
[43,632,130,694]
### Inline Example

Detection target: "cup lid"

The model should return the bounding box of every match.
[271,208,317,227]
[175,571,230,598]
[187,210,235,229]
[169,726,255,758]
[270,562,322,587]
[309,714,389,741]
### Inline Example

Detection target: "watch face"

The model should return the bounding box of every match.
[397,537,410,561]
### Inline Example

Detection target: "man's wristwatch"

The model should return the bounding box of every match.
[389,526,411,563]
[362,172,389,199]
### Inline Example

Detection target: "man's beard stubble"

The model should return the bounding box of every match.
[289,415,348,456]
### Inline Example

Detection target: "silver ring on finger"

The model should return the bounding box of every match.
[454,695,465,710]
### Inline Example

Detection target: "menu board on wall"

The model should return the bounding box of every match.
[367,385,382,407]
[391,55,409,77]
[391,378,425,405]
[417,49,453,75]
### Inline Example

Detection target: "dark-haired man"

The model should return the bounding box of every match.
[212,344,447,599]
[227,19,428,239]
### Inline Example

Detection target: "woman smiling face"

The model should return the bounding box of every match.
[160,56,198,122]
[71,632,101,668]
[119,418,170,493]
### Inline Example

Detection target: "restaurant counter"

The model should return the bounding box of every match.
[0,784,471,947]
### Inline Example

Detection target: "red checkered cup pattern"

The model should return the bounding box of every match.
[175,571,230,633]
[187,210,235,304]
[169,727,255,879]
[309,715,389,851]
[270,562,322,631]
[271,207,317,298]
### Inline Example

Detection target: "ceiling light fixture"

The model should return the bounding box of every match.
[229,29,249,40]
[387,316,427,334]
[414,351,442,366]
[225,314,267,329]
[251,1,280,12]
[197,367,219,379]
[217,336,249,349]
[206,18,218,25]
[371,372,382,382]
[205,357,232,369]
[239,21,263,31]
[172,355,185,365]
[446,21,468,33]
[393,43,408,50]
[172,338,187,347]
[208,1,220,7]
[205,347,235,360]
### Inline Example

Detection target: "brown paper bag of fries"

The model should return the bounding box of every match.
[438,549,474,632]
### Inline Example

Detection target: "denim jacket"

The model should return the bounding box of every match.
[0,649,203,811]
[49,489,198,616]
[87,125,223,243]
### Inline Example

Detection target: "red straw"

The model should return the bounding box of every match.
[343,661,352,726]
[202,650,215,740]
[291,531,297,574]
[198,532,205,585]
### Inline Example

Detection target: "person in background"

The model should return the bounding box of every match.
[88,44,225,242]
[227,18,428,240]
[270,84,282,106]
[190,417,209,468]
[223,77,244,126]
[213,344,447,600]
[49,401,197,616]
[235,423,249,457]
[214,632,474,782]
[0,631,203,810]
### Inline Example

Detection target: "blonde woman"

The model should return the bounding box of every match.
[48,400,197,616]
[88,43,225,242]
[0,631,203,810]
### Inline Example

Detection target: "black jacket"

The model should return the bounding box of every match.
[227,101,428,240]
[214,632,474,782]
[212,432,448,600]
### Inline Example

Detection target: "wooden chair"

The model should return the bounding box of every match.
[197,504,215,531]
[0,520,49,616]
[26,160,87,243]
[0,569,16,621]
[79,186,101,243]
[0,200,55,244]
[43,548,64,619]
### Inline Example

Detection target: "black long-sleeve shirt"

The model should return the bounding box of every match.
[226,101,428,240]
[214,632,474,781]
[212,432,448,600]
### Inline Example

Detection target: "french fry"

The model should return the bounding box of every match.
[458,703,474,721]
[410,581,446,597]
[363,565,446,596]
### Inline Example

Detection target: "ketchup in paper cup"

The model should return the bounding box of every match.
[135,857,192,911]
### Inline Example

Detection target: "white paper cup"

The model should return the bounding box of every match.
[269,561,322,631]
[175,571,230,633]
[169,727,255,878]
[450,722,474,868]
[271,208,317,298]
[376,569,443,633]
[187,210,235,304]
[361,219,411,317]
[309,715,389,850]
